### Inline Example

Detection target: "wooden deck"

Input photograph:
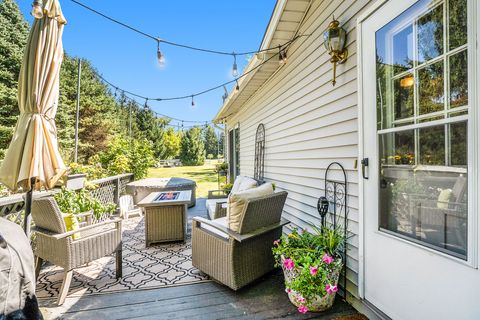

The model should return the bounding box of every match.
[39,199,365,320]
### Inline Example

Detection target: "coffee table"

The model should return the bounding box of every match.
[137,190,192,246]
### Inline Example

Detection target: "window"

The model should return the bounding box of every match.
[228,124,240,181]
[376,0,468,259]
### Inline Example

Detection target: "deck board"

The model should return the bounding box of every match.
[39,199,364,319]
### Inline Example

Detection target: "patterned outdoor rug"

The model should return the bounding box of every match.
[36,216,210,299]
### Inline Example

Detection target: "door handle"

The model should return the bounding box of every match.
[361,158,369,179]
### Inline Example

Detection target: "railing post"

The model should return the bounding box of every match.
[114,176,121,205]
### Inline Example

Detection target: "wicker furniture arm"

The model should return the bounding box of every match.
[192,191,289,290]
[31,197,122,306]
[207,189,229,199]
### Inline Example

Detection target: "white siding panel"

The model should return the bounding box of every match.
[224,0,376,302]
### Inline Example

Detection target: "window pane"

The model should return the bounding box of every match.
[393,25,414,74]
[419,124,445,165]
[449,0,467,50]
[417,4,444,63]
[449,50,468,108]
[379,164,467,259]
[394,75,415,120]
[418,60,444,115]
[450,121,467,166]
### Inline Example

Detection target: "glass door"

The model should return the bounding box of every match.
[376,0,469,259]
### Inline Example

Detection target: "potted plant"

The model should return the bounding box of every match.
[215,162,228,176]
[272,226,345,314]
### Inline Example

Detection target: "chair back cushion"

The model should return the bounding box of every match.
[62,213,81,240]
[228,182,274,232]
[238,191,288,234]
[32,197,67,234]
[230,176,257,195]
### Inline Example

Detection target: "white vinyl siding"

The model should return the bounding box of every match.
[224,0,376,302]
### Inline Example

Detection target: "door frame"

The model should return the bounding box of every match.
[356,0,479,300]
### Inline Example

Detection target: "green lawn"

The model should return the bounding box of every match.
[147,162,223,198]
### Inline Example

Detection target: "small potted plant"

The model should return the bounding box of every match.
[272,225,345,314]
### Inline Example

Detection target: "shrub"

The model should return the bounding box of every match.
[54,187,116,220]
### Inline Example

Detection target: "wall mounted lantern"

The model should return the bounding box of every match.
[323,17,348,86]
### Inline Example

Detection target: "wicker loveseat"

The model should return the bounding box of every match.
[31,197,122,305]
[192,190,288,290]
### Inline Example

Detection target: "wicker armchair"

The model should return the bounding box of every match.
[192,191,288,290]
[31,197,122,305]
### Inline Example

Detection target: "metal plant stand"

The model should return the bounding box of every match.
[254,123,265,181]
[317,162,348,299]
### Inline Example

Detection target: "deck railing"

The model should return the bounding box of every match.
[0,173,134,226]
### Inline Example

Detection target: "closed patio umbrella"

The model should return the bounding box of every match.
[0,0,67,234]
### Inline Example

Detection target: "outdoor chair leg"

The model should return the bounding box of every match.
[57,270,73,306]
[116,245,123,278]
[34,256,43,281]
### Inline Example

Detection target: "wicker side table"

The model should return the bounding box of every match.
[138,190,192,246]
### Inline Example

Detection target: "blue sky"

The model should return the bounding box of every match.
[18,0,276,124]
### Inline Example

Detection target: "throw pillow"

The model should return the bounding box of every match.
[62,213,81,240]
[437,188,453,209]
[228,182,274,232]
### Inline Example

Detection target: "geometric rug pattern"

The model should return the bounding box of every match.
[36,216,210,299]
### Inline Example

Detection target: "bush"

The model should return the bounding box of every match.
[99,136,155,179]
[68,162,107,180]
[206,153,214,159]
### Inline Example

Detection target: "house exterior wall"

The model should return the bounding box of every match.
[224,0,376,309]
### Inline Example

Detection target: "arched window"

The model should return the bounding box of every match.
[254,123,265,181]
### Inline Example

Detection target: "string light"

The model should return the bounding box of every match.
[31,0,44,19]
[191,95,195,108]
[235,80,240,92]
[144,98,149,110]
[232,54,238,77]
[279,46,288,65]
[157,39,165,66]
[69,0,309,58]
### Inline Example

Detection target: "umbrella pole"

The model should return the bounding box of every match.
[23,177,36,236]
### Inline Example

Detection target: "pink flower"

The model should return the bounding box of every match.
[285,287,292,294]
[298,305,309,314]
[283,258,295,270]
[295,294,305,303]
[309,266,318,276]
[322,253,334,265]
[273,239,280,246]
[325,284,338,294]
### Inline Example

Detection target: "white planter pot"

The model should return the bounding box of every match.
[65,174,87,190]
[281,256,342,312]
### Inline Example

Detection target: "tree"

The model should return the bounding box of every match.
[162,127,181,159]
[203,125,219,158]
[0,0,29,158]
[180,127,205,166]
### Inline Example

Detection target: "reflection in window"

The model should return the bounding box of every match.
[394,75,414,120]
[449,50,468,108]
[418,61,444,114]
[419,125,445,165]
[393,25,414,73]
[449,0,468,50]
[417,4,444,63]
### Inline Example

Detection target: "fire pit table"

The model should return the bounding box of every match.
[138,190,192,245]
[126,177,196,207]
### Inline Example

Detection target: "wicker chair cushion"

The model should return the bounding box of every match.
[199,217,229,239]
[62,213,81,240]
[230,176,257,194]
[228,182,274,232]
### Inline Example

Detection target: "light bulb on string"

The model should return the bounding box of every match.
[31,0,43,19]
[279,46,288,65]
[114,87,118,98]
[144,98,149,111]
[232,53,238,77]
[157,39,165,66]
[235,80,240,92]
[191,95,196,108]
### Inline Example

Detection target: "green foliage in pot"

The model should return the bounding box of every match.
[272,225,345,313]
[215,162,228,173]
[222,183,233,193]
[54,187,116,220]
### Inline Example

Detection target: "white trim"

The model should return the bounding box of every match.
[259,0,288,50]
[356,0,389,300]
